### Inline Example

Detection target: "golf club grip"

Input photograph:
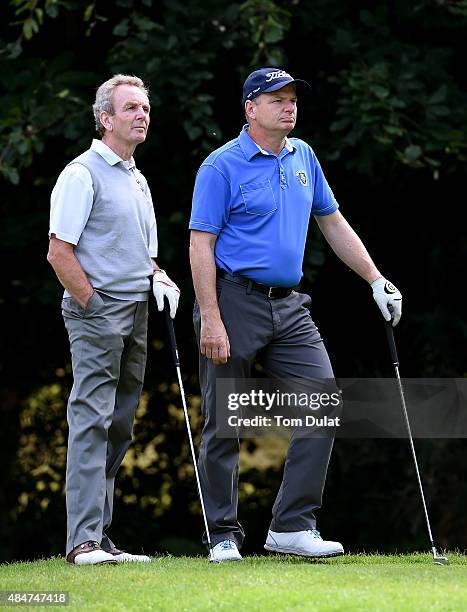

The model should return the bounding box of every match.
[164,300,180,366]
[385,320,399,365]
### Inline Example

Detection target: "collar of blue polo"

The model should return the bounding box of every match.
[238,125,295,160]
[91,138,135,169]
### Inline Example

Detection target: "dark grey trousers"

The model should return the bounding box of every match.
[62,291,148,555]
[193,277,336,549]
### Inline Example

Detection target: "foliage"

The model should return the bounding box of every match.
[327,6,467,178]
[1,0,466,183]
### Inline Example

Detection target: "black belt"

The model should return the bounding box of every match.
[216,268,293,299]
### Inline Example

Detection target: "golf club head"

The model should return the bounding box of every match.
[433,555,449,566]
[432,547,449,565]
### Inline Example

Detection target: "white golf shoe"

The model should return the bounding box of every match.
[106,547,151,563]
[264,529,344,558]
[210,539,243,562]
[66,541,117,565]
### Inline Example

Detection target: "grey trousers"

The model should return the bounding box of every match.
[62,291,148,556]
[193,277,336,549]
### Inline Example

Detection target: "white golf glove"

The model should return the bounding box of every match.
[153,270,180,319]
[371,277,402,327]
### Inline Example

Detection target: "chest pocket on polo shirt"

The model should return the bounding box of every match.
[240,180,277,216]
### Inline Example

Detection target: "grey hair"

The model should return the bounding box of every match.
[92,74,149,136]
[245,96,260,123]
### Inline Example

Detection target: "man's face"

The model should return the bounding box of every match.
[248,84,297,133]
[103,84,150,145]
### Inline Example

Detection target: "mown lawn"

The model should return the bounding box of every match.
[1,553,465,611]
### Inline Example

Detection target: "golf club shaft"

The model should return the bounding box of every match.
[164,306,214,559]
[385,322,436,548]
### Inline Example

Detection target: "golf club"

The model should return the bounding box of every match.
[384,320,448,566]
[163,299,215,562]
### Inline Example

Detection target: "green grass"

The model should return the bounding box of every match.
[1,553,466,611]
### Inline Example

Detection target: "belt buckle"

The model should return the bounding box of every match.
[268,286,275,298]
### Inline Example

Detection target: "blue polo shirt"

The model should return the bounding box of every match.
[189,125,338,287]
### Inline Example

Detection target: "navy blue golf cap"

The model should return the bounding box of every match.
[242,67,311,105]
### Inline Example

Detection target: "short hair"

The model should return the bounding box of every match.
[92,74,149,136]
[245,96,261,123]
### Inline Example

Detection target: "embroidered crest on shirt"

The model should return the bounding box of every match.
[296,170,308,186]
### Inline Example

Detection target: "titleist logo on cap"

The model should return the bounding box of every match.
[265,70,292,82]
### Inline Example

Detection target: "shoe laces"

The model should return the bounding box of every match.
[220,540,236,550]
[307,529,323,540]
[80,541,100,551]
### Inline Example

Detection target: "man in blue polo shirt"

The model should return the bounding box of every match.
[189,67,402,562]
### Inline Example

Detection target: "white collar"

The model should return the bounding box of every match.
[91,139,135,169]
